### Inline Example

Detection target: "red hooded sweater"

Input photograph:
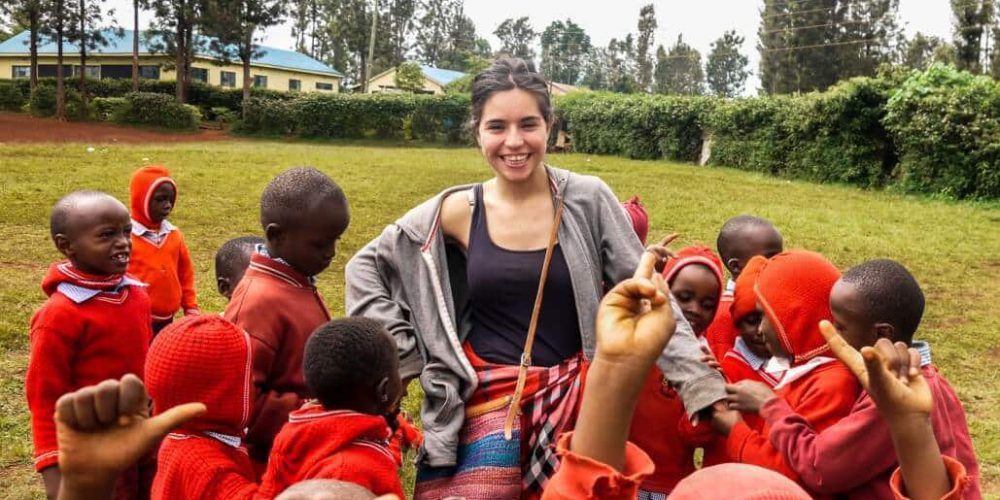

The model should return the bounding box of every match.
[726,251,861,494]
[26,262,151,472]
[258,404,405,499]
[146,315,259,500]
[223,252,332,463]
[127,165,198,321]
[628,246,724,493]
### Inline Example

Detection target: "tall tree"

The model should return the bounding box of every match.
[706,29,749,97]
[839,0,904,78]
[657,34,703,95]
[66,0,117,106]
[414,0,450,66]
[439,7,480,71]
[580,45,609,90]
[951,0,993,73]
[131,0,143,90]
[539,19,591,84]
[759,0,845,94]
[634,4,656,91]
[147,0,202,102]
[605,36,637,93]
[494,16,536,62]
[903,32,953,70]
[653,44,668,94]
[39,0,70,119]
[4,0,43,89]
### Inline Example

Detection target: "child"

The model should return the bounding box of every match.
[719,255,780,389]
[703,215,783,363]
[215,236,265,300]
[760,259,981,499]
[621,195,649,245]
[258,317,405,499]
[26,190,152,499]
[223,166,350,464]
[127,165,198,332]
[145,315,259,500]
[629,245,725,494]
[712,250,861,493]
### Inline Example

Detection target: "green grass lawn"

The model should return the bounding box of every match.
[1,140,999,499]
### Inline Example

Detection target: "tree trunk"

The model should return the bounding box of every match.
[56,0,65,121]
[132,0,139,92]
[242,27,252,118]
[29,9,39,90]
[79,0,88,106]
[175,22,185,102]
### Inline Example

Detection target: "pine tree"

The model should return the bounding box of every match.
[839,0,903,78]
[705,29,749,97]
[951,0,993,73]
[657,34,703,95]
[147,0,203,101]
[66,0,118,106]
[635,3,656,91]
[4,0,43,89]
[494,16,536,63]
[540,19,591,84]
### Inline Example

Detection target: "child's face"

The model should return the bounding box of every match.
[669,264,720,336]
[757,304,789,359]
[56,198,132,275]
[148,183,175,224]
[726,228,783,277]
[829,279,878,351]
[216,253,253,300]
[268,198,350,277]
[736,311,770,358]
[476,88,550,184]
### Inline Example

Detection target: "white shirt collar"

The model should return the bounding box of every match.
[57,276,146,304]
[734,337,769,371]
[204,431,242,448]
[131,219,176,238]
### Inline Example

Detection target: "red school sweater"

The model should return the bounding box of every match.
[128,226,198,321]
[154,435,258,500]
[763,363,981,499]
[258,404,405,499]
[223,252,331,463]
[25,261,151,471]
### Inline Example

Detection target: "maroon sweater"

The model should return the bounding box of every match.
[223,253,331,464]
[764,364,981,499]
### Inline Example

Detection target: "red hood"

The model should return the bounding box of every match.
[146,315,253,436]
[276,404,393,467]
[754,250,841,365]
[731,255,767,322]
[621,195,649,245]
[129,165,176,228]
[41,260,126,296]
[662,244,725,299]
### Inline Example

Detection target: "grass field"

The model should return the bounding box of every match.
[1,140,999,499]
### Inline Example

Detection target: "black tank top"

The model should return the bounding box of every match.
[465,184,582,367]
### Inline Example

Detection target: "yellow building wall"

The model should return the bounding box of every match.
[0,54,340,93]
[367,69,445,95]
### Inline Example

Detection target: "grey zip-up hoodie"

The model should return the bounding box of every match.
[345,166,726,467]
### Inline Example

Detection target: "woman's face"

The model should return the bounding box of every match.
[476,88,550,183]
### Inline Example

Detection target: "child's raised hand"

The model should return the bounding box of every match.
[819,320,932,422]
[644,233,679,273]
[595,247,676,367]
[56,374,205,491]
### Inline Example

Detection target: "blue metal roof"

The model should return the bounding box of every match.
[420,65,465,86]
[0,29,342,77]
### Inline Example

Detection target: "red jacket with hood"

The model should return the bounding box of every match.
[258,404,405,499]
[146,315,259,500]
[127,165,198,321]
[725,251,861,493]
[26,262,151,472]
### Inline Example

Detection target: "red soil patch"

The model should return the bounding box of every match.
[0,112,231,143]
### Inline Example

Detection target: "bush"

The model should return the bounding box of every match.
[884,64,1000,199]
[0,82,26,111]
[28,85,87,120]
[114,92,200,130]
[240,97,296,135]
[90,97,127,121]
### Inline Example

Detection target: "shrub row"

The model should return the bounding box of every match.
[241,93,471,143]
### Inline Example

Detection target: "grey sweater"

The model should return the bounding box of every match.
[345,166,726,467]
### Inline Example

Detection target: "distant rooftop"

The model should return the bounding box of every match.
[0,29,343,77]
[419,65,466,86]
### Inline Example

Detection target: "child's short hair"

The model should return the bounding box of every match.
[260,167,347,229]
[50,190,118,239]
[841,259,925,344]
[716,215,782,263]
[304,317,398,409]
[214,236,264,279]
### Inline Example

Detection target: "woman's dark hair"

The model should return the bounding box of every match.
[470,57,553,135]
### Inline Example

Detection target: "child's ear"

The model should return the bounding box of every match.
[726,258,741,276]
[216,276,231,298]
[54,233,73,258]
[264,223,283,245]
[375,376,391,413]
[874,323,895,342]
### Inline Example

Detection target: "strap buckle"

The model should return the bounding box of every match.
[520,352,532,367]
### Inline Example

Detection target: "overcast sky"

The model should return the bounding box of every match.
[103,0,954,93]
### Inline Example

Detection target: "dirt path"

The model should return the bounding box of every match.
[0,112,232,143]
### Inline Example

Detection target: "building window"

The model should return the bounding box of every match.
[289,79,301,91]
[253,75,268,88]
[72,65,101,79]
[38,64,74,78]
[12,66,30,79]
[221,71,236,88]
[315,82,333,91]
[191,67,208,83]
[139,65,160,80]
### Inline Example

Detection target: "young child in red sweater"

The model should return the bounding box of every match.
[224,167,350,465]
[719,255,780,389]
[145,314,259,500]
[258,317,406,499]
[759,259,981,499]
[712,250,862,494]
[703,215,783,363]
[629,245,725,495]
[26,190,152,499]
[214,235,264,301]
[126,165,198,333]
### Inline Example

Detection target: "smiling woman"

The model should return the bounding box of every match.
[345,58,727,498]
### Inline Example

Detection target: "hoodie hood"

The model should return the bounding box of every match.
[41,260,125,297]
[276,404,393,467]
[662,245,725,299]
[146,315,253,436]
[621,195,649,245]
[130,165,177,229]
[730,255,768,322]
[754,250,841,365]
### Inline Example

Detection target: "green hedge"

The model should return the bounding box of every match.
[0,82,26,111]
[29,85,87,120]
[113,92,200,130]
